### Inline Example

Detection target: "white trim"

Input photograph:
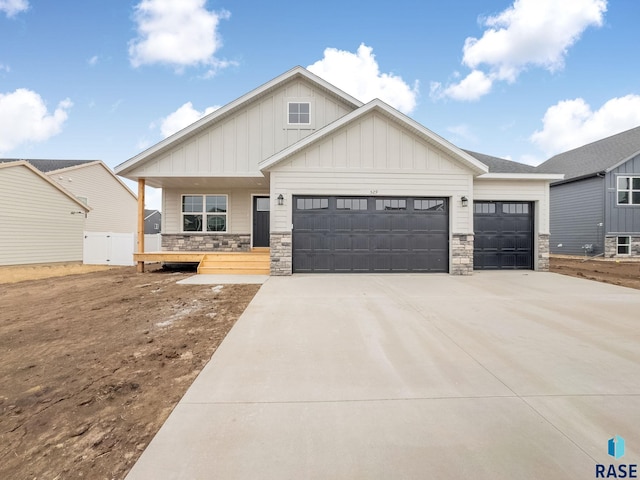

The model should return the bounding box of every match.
[286,100,312,127]
[180,194,229,233]
[477,173,564,180]
[617,235,631,255]
[615,175,640,206]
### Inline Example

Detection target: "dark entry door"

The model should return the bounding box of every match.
[253,196,270,247]
[474,201,533,270]
[292,196,449,273]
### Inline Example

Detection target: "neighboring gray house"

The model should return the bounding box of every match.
[537,126,640,258]
[116,66,561,274]
[144,209,161,234]
[0,161,90,265]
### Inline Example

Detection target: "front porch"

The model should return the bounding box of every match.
[134,248,270,275]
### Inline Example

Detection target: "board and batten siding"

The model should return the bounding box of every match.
[606,153,640,234]
[548,176,604,255]
[474,179,552,235]
[0,164,85,265]
[132,79,354,178]
[163,188,269,234]
[268,111,475,234]
[48,162,137,233]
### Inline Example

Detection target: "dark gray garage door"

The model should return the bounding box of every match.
[293,196,448,273]
[474,201,533,270]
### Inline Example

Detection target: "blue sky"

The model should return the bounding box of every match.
[1,0,639,209]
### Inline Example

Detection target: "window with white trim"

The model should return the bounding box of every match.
[182,195,227,232]
[617,176,640,205]
[288,102,310,125]
[617,236,631,255]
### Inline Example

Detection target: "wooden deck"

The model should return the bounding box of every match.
[134,248,270,275]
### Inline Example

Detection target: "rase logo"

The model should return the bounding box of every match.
[596,435,637,478]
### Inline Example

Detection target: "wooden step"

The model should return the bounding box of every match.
[197,251,270,275]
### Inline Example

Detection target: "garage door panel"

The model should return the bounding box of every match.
[474,201,533,270]
[293,196,449,273]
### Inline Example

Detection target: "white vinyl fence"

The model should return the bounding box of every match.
[83,232,161,266]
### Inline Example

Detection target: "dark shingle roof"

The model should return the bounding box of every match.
[536,126,640,181]
[0,159,96,173]
[463,150,538,174]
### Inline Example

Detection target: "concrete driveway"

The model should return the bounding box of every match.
[126,272,640,479]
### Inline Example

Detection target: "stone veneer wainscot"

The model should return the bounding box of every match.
[270,232,292,275]
[450,234,474,275]
[162,234,251,252]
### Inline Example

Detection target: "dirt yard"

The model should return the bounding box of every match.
[0,265,259,480]
[550,255,640,290]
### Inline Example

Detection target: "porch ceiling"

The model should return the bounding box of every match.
[140,175,269,189]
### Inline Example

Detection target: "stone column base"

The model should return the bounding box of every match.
[451,234,474,275]
[537,234,550,271]
[270,232,292,275]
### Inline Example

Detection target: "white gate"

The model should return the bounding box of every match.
[83,232,135,266]
[84,233,162,266]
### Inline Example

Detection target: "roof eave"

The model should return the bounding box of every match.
[477,173,565,181]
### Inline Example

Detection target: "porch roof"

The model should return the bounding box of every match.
[139,174,269,189]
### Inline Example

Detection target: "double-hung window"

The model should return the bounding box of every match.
[182,195,227,232]
[617,236,631,255]
[617,176,640,205]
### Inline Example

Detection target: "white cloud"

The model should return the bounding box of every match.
[432,70,493,102]
[0,0,28,17]
[88,55,99,66]
[307,44,419,114]
[0,63,10,73]
[531,95,640,156]
[129,0,231,75]
[434,0,607,101]
[0,89,72,153]
[159,102,220,138]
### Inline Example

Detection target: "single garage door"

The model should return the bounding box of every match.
[474,201,533,270]
[293,196,448,273]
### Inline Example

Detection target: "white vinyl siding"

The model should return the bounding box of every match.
[0,164,85,266]
[129,79,354,178]
[163,188,268,234]
[47,162,137,233]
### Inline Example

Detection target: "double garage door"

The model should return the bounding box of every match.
[293,196,448,273]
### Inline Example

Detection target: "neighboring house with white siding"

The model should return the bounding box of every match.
[0,161,90,265]
[537,126,640,258]
[116,66,562,274]
[0,159,138,266]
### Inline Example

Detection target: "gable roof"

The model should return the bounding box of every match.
[0,161,91,211]
[144,209,161,219]
[115,66,364,176]
[536,126,640,181]
[260,99,489,175]
[0,158,95,172]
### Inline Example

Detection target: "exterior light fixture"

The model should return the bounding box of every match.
[461,196,468,207]
[277,194,284,206]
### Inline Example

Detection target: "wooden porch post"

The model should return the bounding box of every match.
[137,178,145,273]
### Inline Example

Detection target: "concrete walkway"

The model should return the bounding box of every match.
[126,272,640,479]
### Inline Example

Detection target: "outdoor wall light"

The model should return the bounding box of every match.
[277,194,284,206]
[461,196,468,207]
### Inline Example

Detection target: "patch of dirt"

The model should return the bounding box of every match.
[0,263,118,284]
[0,265,259,479]
[550,256,640,290]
